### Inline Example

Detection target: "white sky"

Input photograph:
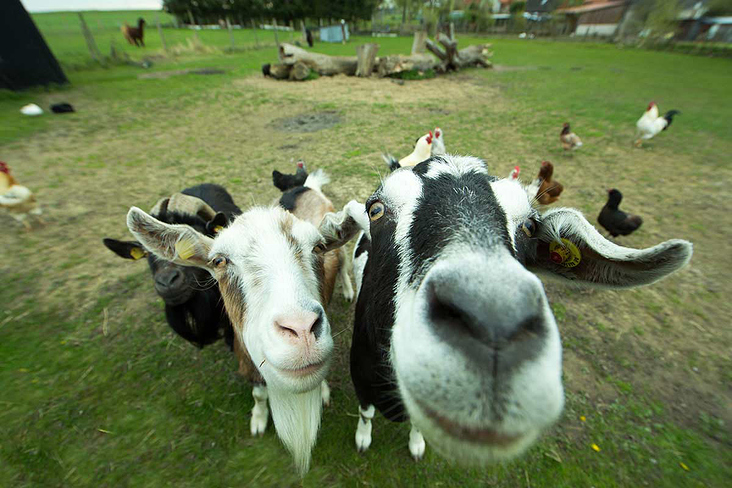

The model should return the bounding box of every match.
[22,1,163,13]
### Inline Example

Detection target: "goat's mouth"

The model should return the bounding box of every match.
[416,400,524,448]
[276,361,326,378]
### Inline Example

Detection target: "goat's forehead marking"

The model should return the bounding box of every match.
[380,169,423,209]
[490,179,533,221]
[422,155,488,179]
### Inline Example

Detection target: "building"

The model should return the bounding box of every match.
[556,1,630,37]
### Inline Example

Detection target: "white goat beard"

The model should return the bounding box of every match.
[267,386,322,475]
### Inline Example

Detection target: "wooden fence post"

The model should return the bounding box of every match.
[78,13,102,63]
[273,18,280,48]
[187,9,200,43]
[226,16,235,50]
[251,19,260,48]
[157,16,169,54]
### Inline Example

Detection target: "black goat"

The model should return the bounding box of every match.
[104,184,240,348]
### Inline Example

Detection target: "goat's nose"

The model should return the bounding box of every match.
[155,268,184,291]
[425,269,546,368]
[275,309,324,342]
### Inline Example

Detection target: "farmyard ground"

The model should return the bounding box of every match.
[1,20,731,487]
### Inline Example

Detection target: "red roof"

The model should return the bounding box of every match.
[556,0,628,14]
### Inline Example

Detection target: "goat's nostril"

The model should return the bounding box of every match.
[508,315,543,343]
[310,310,324,339]
[277,323,300,339]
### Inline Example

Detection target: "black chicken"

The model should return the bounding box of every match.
[598,189,643,237]
[272,161,308,192]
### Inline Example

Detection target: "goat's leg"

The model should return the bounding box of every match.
[321,380,331,407]
[337,247,355,302]
[355,404,375,452]
[408,422,426,461]
[250,384,269,436]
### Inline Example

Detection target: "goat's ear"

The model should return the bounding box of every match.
[316,200,368,253]
[126,207,214,270]
[528,208,693,288]
[205,212,229,236]
[102,238,148,260]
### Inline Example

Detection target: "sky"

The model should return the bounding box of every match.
[21,1,163,13]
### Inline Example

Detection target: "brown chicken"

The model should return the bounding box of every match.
[534,161,563,205]
[1,162,43,230]
[560,122,583,151]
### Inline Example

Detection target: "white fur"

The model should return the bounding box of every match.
[355,404,375,452]
[409,423,426,460]
[423,154,488,179]
[491,178,535,251]
[321,380,331,407]
[251,385,269,436]
[268,386,323,475]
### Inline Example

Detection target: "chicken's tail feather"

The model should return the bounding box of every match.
[382,153,400,172]
[304,169,330,192]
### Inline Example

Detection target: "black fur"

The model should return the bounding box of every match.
[279,186,311,211]
[353,232,370,259]
[104,184,240,349]
[272,166,308,192]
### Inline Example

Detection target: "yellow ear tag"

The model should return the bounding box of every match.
[214,225,224,233]
[549,238,581,268]
[130,247,146,260]
[175,238,196,261]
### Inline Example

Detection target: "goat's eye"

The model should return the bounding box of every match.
[212,256,228,268]
[368,201,385,222]
[521,218,537,238]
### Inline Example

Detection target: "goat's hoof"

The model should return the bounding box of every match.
[343,290,355,303]
[409,427,426,460]
[355,432,372,453]
[250,414,268,437]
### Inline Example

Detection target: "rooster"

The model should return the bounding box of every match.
[0,162,43,230]
[384,131,433,171]
[560,122,583,151]
[635,102,680,147]
[531,161,563,205]
[598,189,643,237]
[508,165,520,181]
[432,127,446,156]
[272,160,308,192]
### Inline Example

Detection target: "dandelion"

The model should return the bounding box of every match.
[591,443,601,452]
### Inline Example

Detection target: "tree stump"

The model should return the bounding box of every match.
[356,43,379,77]
[262,63,291,80]
[411,31,427,54]
[427,35,492,72]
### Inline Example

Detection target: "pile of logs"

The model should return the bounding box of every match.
[262,32,492,81]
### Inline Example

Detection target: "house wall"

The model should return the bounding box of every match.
[576,23,619,36]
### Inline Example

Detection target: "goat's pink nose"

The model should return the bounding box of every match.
[275,310,323,342]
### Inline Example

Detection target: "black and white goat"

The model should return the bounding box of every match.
[103,184,238,348]
[124,171,353,474]
[321,155,692,464]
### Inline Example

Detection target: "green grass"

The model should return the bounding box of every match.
[2,15,731,487]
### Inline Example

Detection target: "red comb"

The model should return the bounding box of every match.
[0,162,9,174]
[435,128,441,137]
[297,161,304,168]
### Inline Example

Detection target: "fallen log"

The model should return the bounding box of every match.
[426,34,492,72]
[278,43,357,76]
[377,53,437,77]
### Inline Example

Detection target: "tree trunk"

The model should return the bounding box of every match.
[427,34,492,72]
[289,61,311,81]
[356,43,379,77]
[377,54,437,77]
[411,31,427,54]
[278,43,357,76]
[263,63,291,79]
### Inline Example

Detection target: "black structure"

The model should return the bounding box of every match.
[0,0,68,90]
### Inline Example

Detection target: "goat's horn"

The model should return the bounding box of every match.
[167,193,217,221]
[149,197,170,215]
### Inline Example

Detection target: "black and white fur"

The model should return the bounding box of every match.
[325,155,692,463]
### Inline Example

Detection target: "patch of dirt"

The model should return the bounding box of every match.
[138,68,226,79]
[271,111,341,133]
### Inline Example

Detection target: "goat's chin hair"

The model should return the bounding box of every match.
[267,386,322,476]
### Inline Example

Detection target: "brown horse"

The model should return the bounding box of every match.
[121,18,146,47]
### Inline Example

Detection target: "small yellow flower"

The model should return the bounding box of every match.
[591,443,601,452]
[18,368,28,373]
[31,379,39,384]
[680,462,689,471]
[580,415,586,422]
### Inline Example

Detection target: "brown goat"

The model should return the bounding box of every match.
[121,18,146,47]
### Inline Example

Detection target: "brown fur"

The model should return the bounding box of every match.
[121,18,146,47]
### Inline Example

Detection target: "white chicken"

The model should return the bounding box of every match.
[1,162,43,230]
[635,102,680,147]
[431,127,446,156]
[508,165,520,181]
[384,131,433,171]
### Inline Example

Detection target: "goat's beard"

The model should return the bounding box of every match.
[267,386,322,476]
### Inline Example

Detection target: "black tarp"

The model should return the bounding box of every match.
[0,0,68,90]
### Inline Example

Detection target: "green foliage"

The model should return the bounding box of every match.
[510,1,526,14]
[389,68,436,80]
[707,0,732,15]
[643,0,682,41]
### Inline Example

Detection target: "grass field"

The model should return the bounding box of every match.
[1,10,731,487]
